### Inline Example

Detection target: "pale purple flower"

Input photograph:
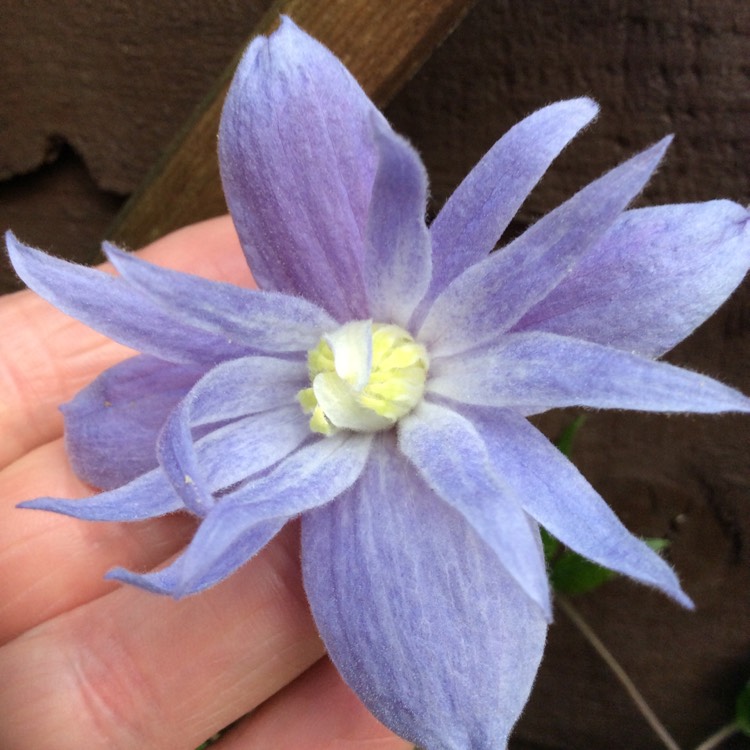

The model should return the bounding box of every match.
[7,17,750,750]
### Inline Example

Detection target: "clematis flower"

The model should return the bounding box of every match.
[7,17,750,750]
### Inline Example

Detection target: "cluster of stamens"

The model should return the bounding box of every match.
[297,321,429,436]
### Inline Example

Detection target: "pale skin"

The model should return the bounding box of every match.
[0,216,411,750]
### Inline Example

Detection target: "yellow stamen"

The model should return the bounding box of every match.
[297,321,429,435]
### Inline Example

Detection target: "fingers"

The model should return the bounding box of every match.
[0,438,197,645]
[0,216,255,635]
[1,442,409,750]
[0,285,134,470]
[218,657,412,750]
[0,524,325,750]
[0,216,251,471]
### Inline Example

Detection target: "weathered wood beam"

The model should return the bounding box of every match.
[109,0,476,248]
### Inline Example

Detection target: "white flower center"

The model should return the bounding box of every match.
[297,320,429,435]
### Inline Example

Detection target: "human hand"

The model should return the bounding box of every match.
[0,216,411,750]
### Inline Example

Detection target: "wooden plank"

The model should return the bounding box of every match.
[108,0,476,248]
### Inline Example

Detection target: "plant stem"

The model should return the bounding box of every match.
[693,722,739,750]
[556,595,682,750]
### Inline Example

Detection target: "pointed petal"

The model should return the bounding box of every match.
[468,406,693,607]
[5,232,242,365]
[19,468,182,521]
[219,17,383,319]
[158,403,220,517]
[419,138,672,356]
[364,118,432,327]
[226,432,373,517]
[421,98,598,315]
[302,436,548,750]
[62,355,205,490]
[104,243,336,354]
[179,355,307,427]
[513,201,750,356]
[429,331,750,414]
[399,401,550,616]
[108,432,372,597]
[199,405,311,492]
[21,406,311,523]
[156,356,308,515]
[107,515,284,597]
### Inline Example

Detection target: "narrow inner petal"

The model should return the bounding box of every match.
[325,319,373,389]
[313,372,392,432]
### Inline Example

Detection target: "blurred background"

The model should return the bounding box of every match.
[1,1,748,747]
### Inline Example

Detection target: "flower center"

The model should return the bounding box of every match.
[297,320,429,435]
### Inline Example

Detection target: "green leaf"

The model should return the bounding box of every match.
[548,536,671,596]
[550,550,615,595]
[540,527,560,562]
[644,537,670,553]
[555,414,587,457]
[547,413,673,598]
[736,679,750,735]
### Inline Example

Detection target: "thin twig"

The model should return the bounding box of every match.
[556,595,682,750]
[693,722,739,750]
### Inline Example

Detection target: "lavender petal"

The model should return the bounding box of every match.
[302,435,547,750]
